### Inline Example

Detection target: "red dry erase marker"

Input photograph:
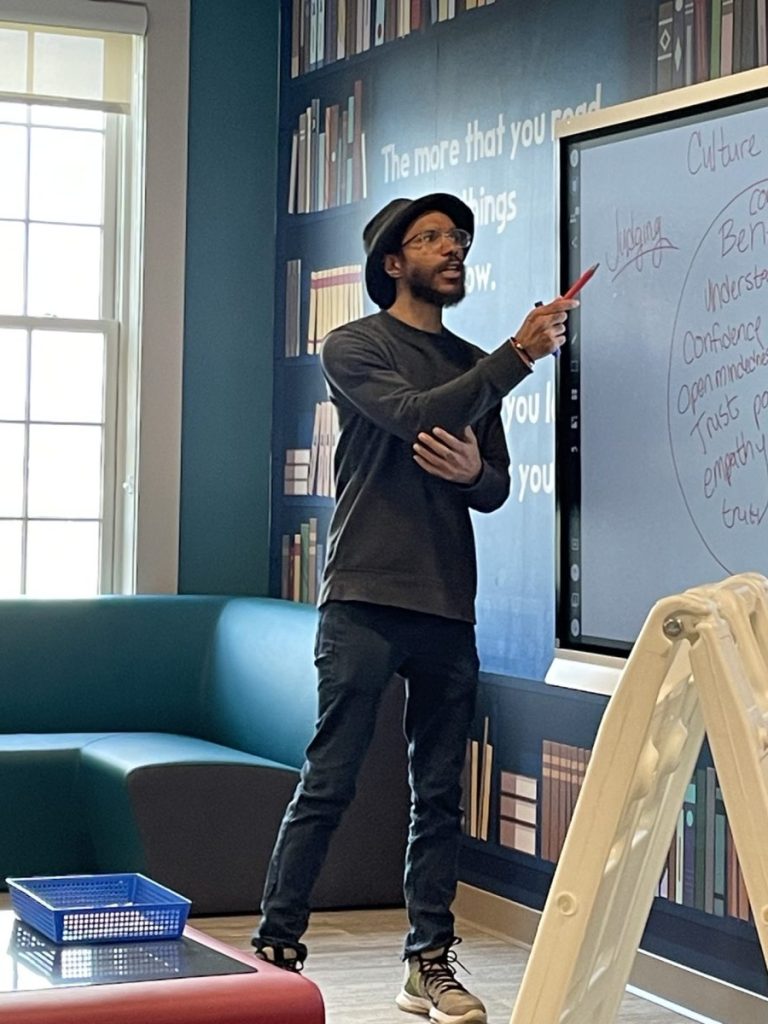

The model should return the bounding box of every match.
[563,262,599,299]
[533,263,599,358]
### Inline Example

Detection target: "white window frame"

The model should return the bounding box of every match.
[0,314,119,593]
[0,102,128,595]
[0,0,190,595]
[128,0,188,595]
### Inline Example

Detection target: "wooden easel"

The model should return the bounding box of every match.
[510,573,768,1024]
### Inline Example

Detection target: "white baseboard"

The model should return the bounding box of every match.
[454,882,768,1024]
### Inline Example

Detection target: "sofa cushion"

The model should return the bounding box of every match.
[77,732,299,913]
[79,732,293,773]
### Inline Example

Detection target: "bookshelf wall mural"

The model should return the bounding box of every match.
[462,723,752,922]
[459,678,767,995]
[271,0,768,995]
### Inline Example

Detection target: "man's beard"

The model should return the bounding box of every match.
[405,264,466,308]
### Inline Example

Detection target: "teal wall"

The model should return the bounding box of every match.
[179,0,279,595]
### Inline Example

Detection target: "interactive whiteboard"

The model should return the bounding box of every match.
[557,75,768,657]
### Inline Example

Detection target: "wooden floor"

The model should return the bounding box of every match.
[0,891,692,1022]
[193,906,693,1024]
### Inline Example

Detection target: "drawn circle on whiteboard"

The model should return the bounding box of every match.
[667,177,768,573]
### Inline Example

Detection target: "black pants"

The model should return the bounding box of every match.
[255,600,479,960]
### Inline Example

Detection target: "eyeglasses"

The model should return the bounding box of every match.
[401,227,472,251]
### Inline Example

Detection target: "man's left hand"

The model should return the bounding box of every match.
[413,426,482,485]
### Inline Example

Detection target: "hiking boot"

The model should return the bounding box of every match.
[396,942,487,1023]
[252,942,304,972]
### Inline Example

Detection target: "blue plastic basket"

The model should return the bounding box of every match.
[5,873,191,945]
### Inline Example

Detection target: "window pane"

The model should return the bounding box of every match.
[0,423,26,517]
[31,106,105,130]
[26,520,99,596]
[0,102,26,123]
[0,520,23,596]
[0,221,25,315]
[33,34,104,102]
[0,27,27,92]
[30,331,105,423]
[0,124,28,219]
[0,329,28,420]
[27,424,102,518]
[30,127,104,225]
[27,224,102,318]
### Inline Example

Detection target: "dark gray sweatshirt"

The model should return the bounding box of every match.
[318,311,531,622]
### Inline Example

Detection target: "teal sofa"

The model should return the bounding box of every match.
[0,596,409,914]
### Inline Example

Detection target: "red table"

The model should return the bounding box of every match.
[0,912,325,1023]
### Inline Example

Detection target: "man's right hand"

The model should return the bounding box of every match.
[509,298,579,362]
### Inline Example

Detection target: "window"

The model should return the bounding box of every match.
[0,13,145,596]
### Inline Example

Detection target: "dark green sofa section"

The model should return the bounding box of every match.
[0,596,409,914]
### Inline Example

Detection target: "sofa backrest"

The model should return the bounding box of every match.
[201,597,320,769]
[0,595,323,766]
[0,596,224,734]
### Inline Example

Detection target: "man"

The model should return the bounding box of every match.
[253,193,575,1024]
